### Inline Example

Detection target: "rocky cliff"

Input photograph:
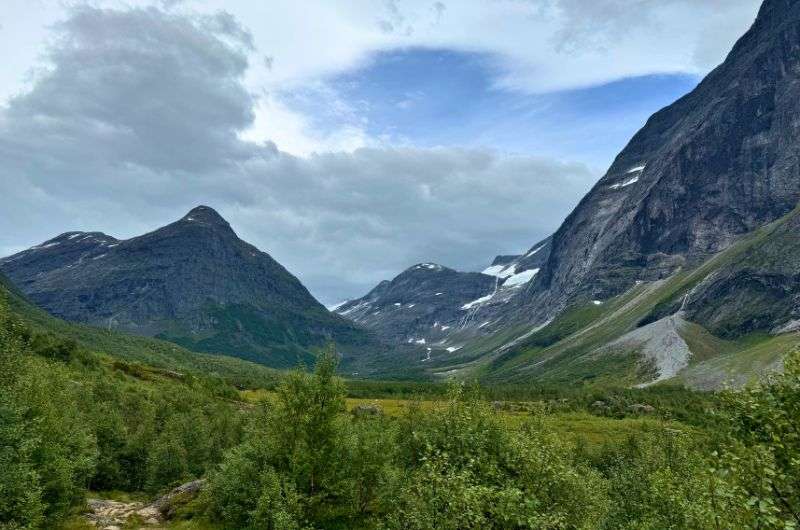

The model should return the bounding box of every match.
[516,0,800,323]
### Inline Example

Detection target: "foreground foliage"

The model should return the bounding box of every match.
[0,299,245,529]
[3,289,800,529]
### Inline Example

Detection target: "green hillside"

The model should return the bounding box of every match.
[471,208,800,388]
[0,273,281,389]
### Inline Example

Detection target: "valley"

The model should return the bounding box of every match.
[4,0,800,528]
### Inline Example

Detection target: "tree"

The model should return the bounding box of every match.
[720,351,800,528]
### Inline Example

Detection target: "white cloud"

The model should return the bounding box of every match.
[2,1,761,97]
[0,4,600,303]
[240,88,371,156]
[0,0,761,154]
[0,1,764,302]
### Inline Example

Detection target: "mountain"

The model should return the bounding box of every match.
[335,263,497,346]
[0,268,281,388]
[0,205,383,369]
[336,0,800,388]
[483,206,800,389]
[515,0,800,322]
[334,237,552,354]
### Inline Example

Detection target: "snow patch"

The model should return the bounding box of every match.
[31,241,61,250]
[592,300,603,306]
[435,292,444,296]
[482,263,517,278]
[68,233,83,239]
[524,243,547,258]
[446,346,461,352]
[609,176,640,190]
[92,253,107,260]
[327,300,349,311]
[461,293,494,310]
[340,301,370,316]
[503,268,539,287]
[627,164,646,174]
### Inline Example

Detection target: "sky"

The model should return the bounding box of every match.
[0,0,762,304]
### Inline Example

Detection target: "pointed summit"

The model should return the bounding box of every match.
[1,205,383,370]
[181,205,230,227]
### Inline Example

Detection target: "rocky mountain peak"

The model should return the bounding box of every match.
[403,263,447,274]
[0,208,383,369]
[179,205,231,228]
[509,0,800,324]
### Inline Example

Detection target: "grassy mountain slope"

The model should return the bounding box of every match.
[0,272,281,389]
[471,208,800,388]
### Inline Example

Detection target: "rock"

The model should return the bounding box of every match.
[335,236,553,347]
[86,499,143,528]
[337,0,800,387]
[627,403,656,414]
[149,478,207,516]
[335,263,496,345]
[591,400,607,409]
[683,210,800,338]
[513,0,800,328]
[86,479,207,527]
[352,403,383,417]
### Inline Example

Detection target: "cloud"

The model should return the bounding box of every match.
[213,0,760,94]
[0,1,762,106]
[231,147,595,302]
[0,1,764,302]
[0,4,597,303]
[4,6,257,173]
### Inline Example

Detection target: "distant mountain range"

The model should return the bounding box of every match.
[0,205,385,370]
[4,0,800,388]
[334,0,800,389]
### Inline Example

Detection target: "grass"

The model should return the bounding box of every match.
[471,209,800,387]
[240,389,695,450]
[677,332,799,389]
[541,412,693,448]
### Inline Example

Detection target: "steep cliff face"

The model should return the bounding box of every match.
[518,0,800,320]
[1,206,381,368]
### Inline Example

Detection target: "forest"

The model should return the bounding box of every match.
[2,292,799,529]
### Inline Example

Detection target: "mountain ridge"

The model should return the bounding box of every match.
[1,205,386,369]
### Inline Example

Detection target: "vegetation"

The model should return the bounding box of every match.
[3,284,800,529]
[0,296,247,528]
